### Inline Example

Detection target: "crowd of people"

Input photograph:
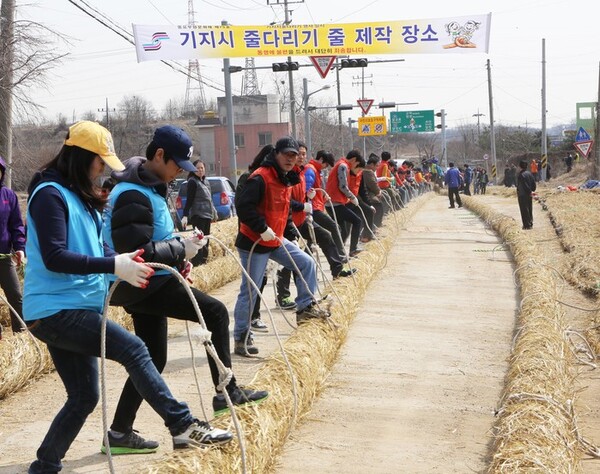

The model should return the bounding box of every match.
[0,124,437,472]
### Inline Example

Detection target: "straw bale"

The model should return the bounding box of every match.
[141,196,429,474]
[458,195,582,472]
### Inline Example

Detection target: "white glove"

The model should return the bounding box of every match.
[182,234,208,260]
[307,188,317,200]
[181,216,188,228]
[350,196,359,206]
[14,250,25,266]
[114,250,154,288]
[370,206,376,213]
[303,202,313,214]
[260,227,277,242]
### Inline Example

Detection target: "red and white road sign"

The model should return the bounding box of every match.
[357,99,374,115]
[309,56,336,79]
[574,140,593,158]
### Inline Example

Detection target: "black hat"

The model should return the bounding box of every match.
[275,136,300,155]
[152,125,196,172]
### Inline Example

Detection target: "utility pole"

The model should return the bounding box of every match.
[98,98,116,128]
[595,62,600,180]
[352,68,372,157]
[336,60,344,155]
[473,109,485,143]
[487,59,498,184]
[222,20,237,184]
[540,38,547,181]
[283,0,296,138]
[0,0,15,187]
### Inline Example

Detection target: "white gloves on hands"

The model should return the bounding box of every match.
[350,196,359,206]
[181,216,188,228]
[306,188,317,200]
[303,202,313,214]
[370,206,376,213]
[260,227,277,242]
[183,233,208,260]
[114,250,154,288]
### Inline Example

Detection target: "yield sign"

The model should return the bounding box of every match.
[357,99,374,115]
[574,140,593,158]
[309,55,336,79]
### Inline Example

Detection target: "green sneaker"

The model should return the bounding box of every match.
[101,430,159,455]
[213,386,269,416]
[277,296,297,310]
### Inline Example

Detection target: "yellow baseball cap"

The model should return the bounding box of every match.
[64,121,125,171]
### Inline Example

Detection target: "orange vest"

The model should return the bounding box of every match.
[304,160,325,212]
[349,169,362,196]
[326,158,351,205]
[239,166,291,248]
[291,166,307,227]
[531,160,538,173]
[376,161,391,189]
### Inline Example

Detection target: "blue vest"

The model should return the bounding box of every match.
[24,182,108,321]
[103,182,175,278]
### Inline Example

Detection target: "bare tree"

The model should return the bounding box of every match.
[0,0,68,186]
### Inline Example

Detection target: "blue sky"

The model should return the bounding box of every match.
[21,0,600,130]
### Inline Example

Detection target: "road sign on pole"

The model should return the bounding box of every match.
[574,140,593,158]
[389,110,435,133]
[357,99,374,115]
[358,116,387,136]
[309,56,336,79]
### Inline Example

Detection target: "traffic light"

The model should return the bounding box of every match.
[436,111,445,129]
[340,58,368,69]
[272,61,299,72]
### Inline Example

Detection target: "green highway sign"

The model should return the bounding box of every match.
[390,110,435,133]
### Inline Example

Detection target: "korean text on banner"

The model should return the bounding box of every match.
[132,13,491,62]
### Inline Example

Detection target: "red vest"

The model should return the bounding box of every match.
[349,169,362,196]
[304,160,325,211]
[239,166,291,248]
[326,158,350,205]
[376,161,391,189]
[291,165,307,227]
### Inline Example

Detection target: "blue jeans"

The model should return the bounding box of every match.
[28,309,193,474]
[233,239,317,341]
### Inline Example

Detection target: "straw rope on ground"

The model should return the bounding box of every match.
[141,195,431,474]
[456,192,590,472]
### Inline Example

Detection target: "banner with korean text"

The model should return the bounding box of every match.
[132,13,491,62]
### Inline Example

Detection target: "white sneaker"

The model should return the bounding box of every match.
[251,318,269,333]
[172,419,233,449]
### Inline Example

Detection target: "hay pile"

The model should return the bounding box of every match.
[462,196,581,472]
[142,196,431,474]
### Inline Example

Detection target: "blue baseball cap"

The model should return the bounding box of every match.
[152,125,196,172]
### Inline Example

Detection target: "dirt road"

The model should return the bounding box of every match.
[3,191,599,473]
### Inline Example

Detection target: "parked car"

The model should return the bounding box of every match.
[176,176,236,221]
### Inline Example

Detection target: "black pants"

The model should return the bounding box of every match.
[464,182,472,196]
[518,194,533,229]
[312,210,344,257]
[110,277,234,434]
[327,204,362,253]
[251,275,268,320]
[0,259,23,333]
[359,201,376,239]
[448,187,462,208]
[372,201,384,227]
[189,216,211,266]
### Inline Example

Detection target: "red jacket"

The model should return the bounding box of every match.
[349,169,362,196]
[239,166,291,248]
[303,160,326,212]
[291,165,307,227]
[326,158,351,205]
[376,161,391,189]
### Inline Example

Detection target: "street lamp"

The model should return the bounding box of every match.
[303,78,331,155]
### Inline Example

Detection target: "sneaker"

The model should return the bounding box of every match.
[213,386,269,417]
[349,249,363,258]
[277,296,297,310]
[234,332,259,356]
[334,268,357,279]
[296,303,331,325]
[172,419,233,449]
[101,430,159,455]
[250,318,269,333]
